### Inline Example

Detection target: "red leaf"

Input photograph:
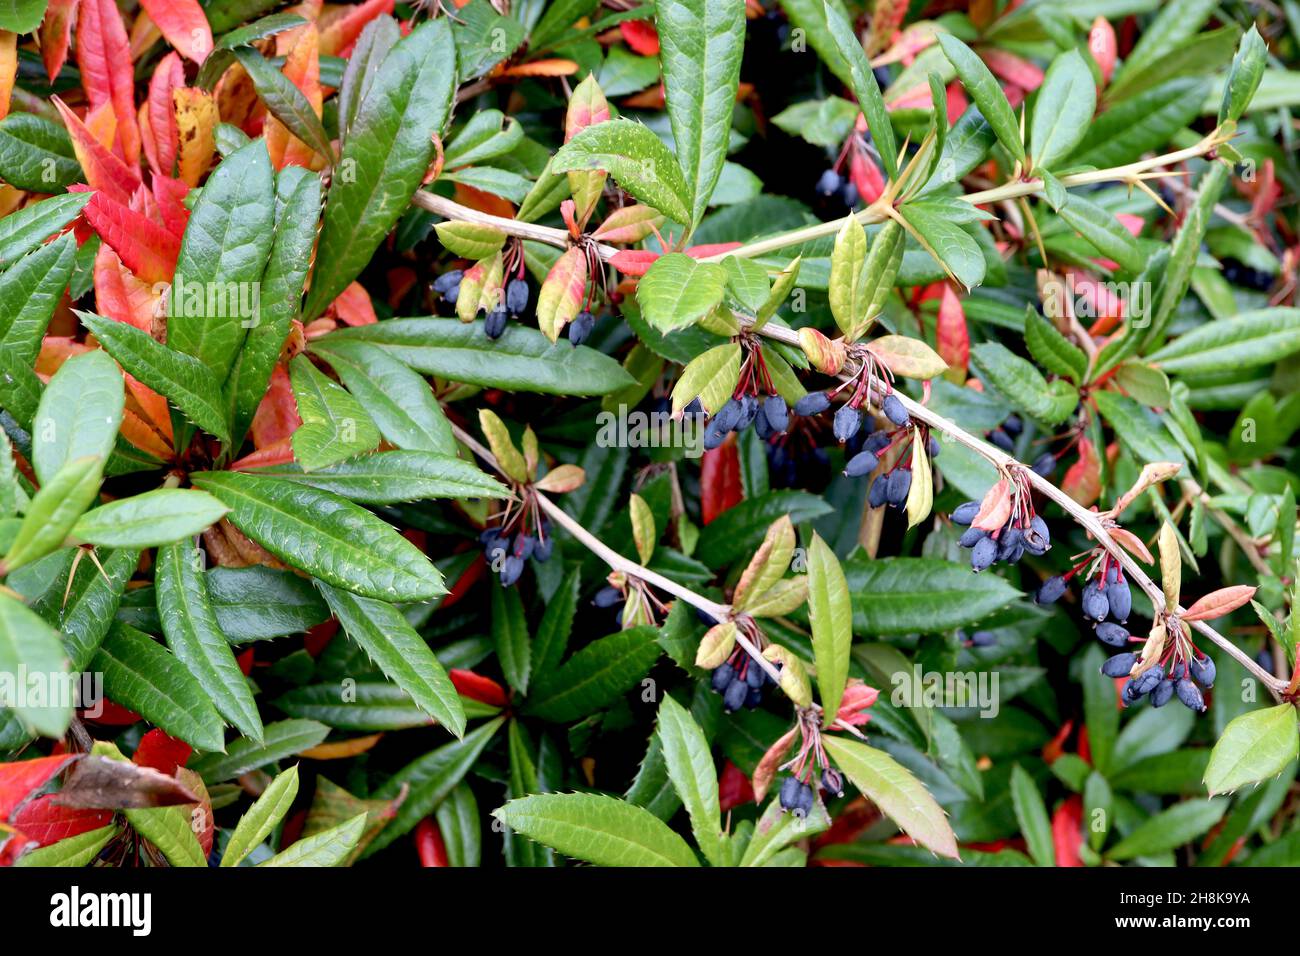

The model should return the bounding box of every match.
[718,760,754,812]
[151,174,190,239]
[75,0,141,164]
[0,755,78,820]
[440,554,487,611]
[415,817,449,866]
[1062,438,1101,507]
[76,187,180,284]
[981,48,1044,92]
[935,283,969,377]
[1183,585,1257,622]
[610,249,660,276]
[40,0,80,81]
[132,729,192,777]
[137,0,212,63]
[449,669,508,707]
[251,364,301,449]
[145,52,184,178]
[701,437,742,524]
[9,795,112,845]
[619,19,660,56]
[1051,795,1084,867]
[52,97,140,203]
[231,437,295,471]
[686,242,741,259]
[1088,17,1117,86]
[92,244,160,331]
[849,149,885,205]
[86,699,141,725]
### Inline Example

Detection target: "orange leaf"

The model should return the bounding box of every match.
[127,8,161,60]
[452,182,514,219]
[172,87,218,188]
[1109,527,1154,565]
[76,187,180,284]
[610,249,659,276]
[1183,585,1257,622]
[76,0,141,164]
[300,734,384,759]
[500,59,579,78]
[92,243,161,332]
[39,0,79,82]
[124,373,173,440]
[972,478,1011,531]
[330,281,378,326]
[52,96,140,203]
[138,0,213,63]
[319,0,395,57]
[120,405,174,459]
[0,31,15,122]
[231,437,295,471]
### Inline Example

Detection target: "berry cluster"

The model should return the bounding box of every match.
[480,516,554,587]
[432,269,535,340]
[703,348,789,449]
[710,647,777,713]
[777,767,844,817]
[951,491,1051,572]
[1221,257,1274,292]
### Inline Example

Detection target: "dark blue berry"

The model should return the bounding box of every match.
[1189,655,1215,688]
[763,395,789,433]
[711,662,735,693]
[1101,652,1137,678]
[1031,452,1056,477]
[868,475,888,508]
[882,393,909,426]
[484,308,508,339]
[833,405,862,442]
[1081,582,1110,621]
[970,630,996,647]
[568,310,595,346]
[821,767,845,797]
[816,169,842,197]
[971,536,997,571]
[886,468,911,506]
[1106,580,1132,622]
[593,586,622,608]
[794,391,831,416]
[1175,678,1206,712]
[505,278,529,315]
[715,398,743,432]
[952,501,980,525]
[1002,415,1022,436]
[844,450,879,477]
[778,775,803,811]
[989,428,1014,452]
[723,678,749,713]
[1151,679,1175,708]
[1035,576,1067,604]
[500,555,524,586]
[533,534,554,562]
[1095,622,1129,648]
[433,269,463,295]
[959,526,988,548]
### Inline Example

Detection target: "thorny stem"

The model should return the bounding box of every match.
[447,423,784,686]
[417,125,1285,700]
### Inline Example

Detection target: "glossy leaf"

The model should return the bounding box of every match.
[494,792,699,866]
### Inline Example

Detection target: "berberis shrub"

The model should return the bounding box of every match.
[0,0,1296,871]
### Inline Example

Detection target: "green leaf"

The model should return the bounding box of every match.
[318,583,466,738]
[319,319,635,396]
[168,140,277,379]
[1111,0,1216,89]
[304,19,456,320]
[0,233,76,366]
[288,353,381,471]
[261,812,367,867]
[552,118,693,225]
[0,0,51,34]
[0,192,90,271]
[15,825,119,867]
[1204,704,1299,796]
[656,0,745,226]
[971,342,1078,426]
[1055,192,1147,274]
[1024,308,1088,383]
[309,339,455,454]
[1092,391,1186,466]
[226,165,322,446]
[527,626,662,722]
[843,556,1020,635]
[636,253,727,333]
[366,716,505,856]
[828,216,868,337]
[72,489,228,548]
[824,1,897,179]
[491,583,531,695]
[233,47,335,163]
[32,349,123,485]
[937,33,1024,164]
[655,693,725,866]
[696,492,832,568]
[1107,798,1226,861]
[433,220,508,260]
[2,455,103,573]
[806,533,850,722]
[59,546,139,671]
[442,110,524,168]
[246,450,508,504]
[822,735,958,859]
[338,15,402,142]
[125,805,206,868]
[190,470,445,602]
[189,718,330,784]
[1029,50,1095,172]
[207,565,329,642]
[898,202,985,290]
[1219,25,1268,123]
[77,312,232,446]
[156,541,264,743]
[1149,308,1300,376]
[532,566,580,681]
[1009,764,1054,866]
[0,114,78,192]
[494,792,700,866]
[670,342,741,415]
[196,12,310,88]
[1073,81,1207,169]
[0,591,71,738]
[222,765,300,867]
[90,622,225,752]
